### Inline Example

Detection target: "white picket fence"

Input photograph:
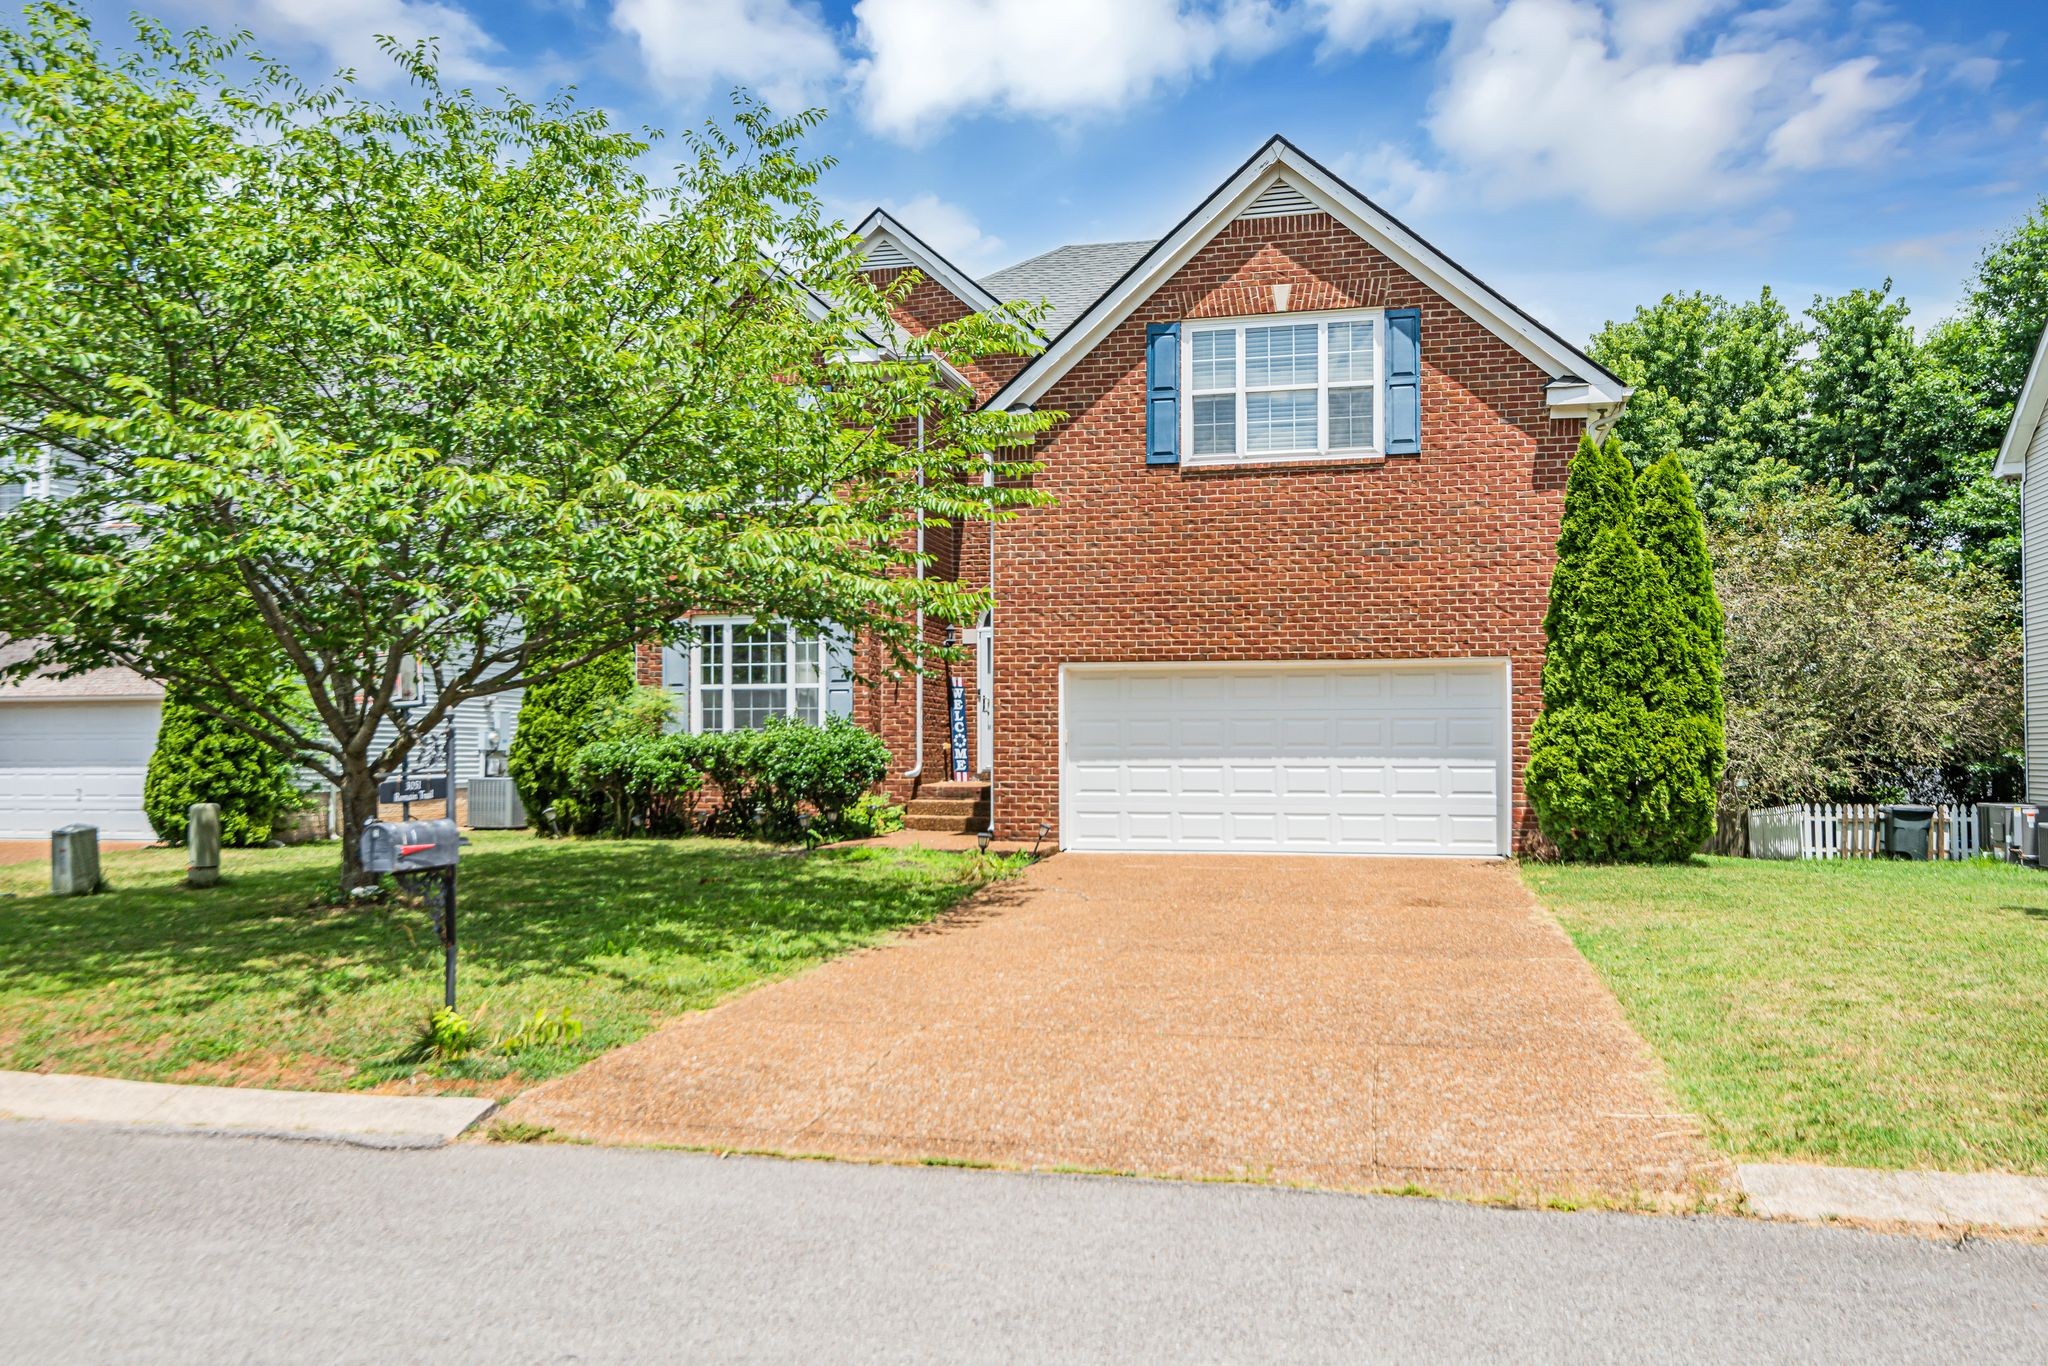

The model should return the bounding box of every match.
[1746,802,1981,861]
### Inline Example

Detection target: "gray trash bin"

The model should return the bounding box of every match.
[1880,804,1936,860]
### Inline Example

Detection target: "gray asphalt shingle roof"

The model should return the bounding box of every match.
[980,240,1156,337]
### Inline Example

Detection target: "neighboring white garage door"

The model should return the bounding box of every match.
[0,700,163,839]
[1061,662,1508,856]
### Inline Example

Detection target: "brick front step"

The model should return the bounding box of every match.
[903,797,987,818]
[916,781,990,802]
[903,813,992,834]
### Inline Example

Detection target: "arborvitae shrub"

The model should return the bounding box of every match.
[143,683,304,846]
[506,652,636,833]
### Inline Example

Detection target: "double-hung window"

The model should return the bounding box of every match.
[690,619,825,733]
[1184,309,1384,464]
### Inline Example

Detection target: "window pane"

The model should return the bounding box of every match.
[1329,387,1375,450]
[1190,329,1236,390]
[795,689,821,726]
[794,637,821,687]
[734,688,784,729]
[1192,394,1236,456]
[1328,321,1375,383]
[700,691,724,732]
[732,625,787,686]
[1245,324,1318,387]
[1246,390,1318,452]
[697,624,724,686]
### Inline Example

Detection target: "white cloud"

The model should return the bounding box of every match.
[187,0,506,84]
[1335,142,1452,214]
[611,0,844,110]
[879,193,1009,272]
[1308,0,1490,49]
[1764,56,1920,171]
[851,0,1285,142]
[1426,0,1783,215]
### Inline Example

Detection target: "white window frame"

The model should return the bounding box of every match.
[1180,308,1387,466]
[686,616,828,734]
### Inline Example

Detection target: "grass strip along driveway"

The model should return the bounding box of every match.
[0,833,1018,1096]
[1523,856,2048,1176]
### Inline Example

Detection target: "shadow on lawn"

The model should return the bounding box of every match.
[0,840,999,1003]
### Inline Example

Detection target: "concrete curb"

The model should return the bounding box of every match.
[0,1071,497,1149]
[1738,1162,2048,1230]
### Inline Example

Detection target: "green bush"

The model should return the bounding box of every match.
[507,652,636,834]
[751,716,892,838]
[1529,435,1719,862]
[143,682,305,846]
[566,732,704,836]
[559,716,891,842]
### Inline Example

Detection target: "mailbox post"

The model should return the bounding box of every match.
[360,818,463,1008]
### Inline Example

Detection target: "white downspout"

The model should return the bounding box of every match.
[985,443,996,839]
[902,410,927,781]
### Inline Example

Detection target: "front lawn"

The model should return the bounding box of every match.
[1523,856,2048,1174]
[0,833,1019,1096]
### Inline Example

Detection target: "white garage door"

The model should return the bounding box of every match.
[1061,662,1508,856]
[0,700,163,839]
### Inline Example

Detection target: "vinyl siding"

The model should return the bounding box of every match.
[2026,414,2048,803]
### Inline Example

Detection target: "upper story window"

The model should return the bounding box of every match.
[1182,309,1383,465]
[690,618,825,733]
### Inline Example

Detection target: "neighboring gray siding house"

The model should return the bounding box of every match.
[1994,323,2048,804]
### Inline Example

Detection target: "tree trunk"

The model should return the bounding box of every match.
[338,763,382,894]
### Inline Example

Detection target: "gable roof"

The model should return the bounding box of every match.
[1993,322,2048,479]
[852,208,1016,324]
[981,241,1155,336]
[983,135,1629,424]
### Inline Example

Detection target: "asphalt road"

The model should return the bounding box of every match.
[4,1121,2044,1363]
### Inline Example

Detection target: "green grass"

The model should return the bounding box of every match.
[1522,855,2048,1174]
[0,832,1023,1097]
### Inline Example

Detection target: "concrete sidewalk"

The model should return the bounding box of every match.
[0,1071,497,1149]
[1741,1162,2048,1231]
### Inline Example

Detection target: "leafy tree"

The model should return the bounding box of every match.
[1589,289,1805,515]
[1800,284,1936,528]
[0,7,1054,887]
[1530,436,1714,861]
[507,652,636,835]
[1712,486,2019,805]
[143,680,306,846]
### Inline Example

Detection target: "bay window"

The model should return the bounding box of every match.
[1183,309,1384,464]
[689,619,826,733]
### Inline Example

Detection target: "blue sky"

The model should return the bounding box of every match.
[86,1,2048,343]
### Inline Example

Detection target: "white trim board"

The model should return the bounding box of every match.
[986,136,1629,428]
[853,208,1038,339]
[1995,322,2048,480]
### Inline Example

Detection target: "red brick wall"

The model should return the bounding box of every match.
[987,211,1579,851]
[864,267,1026,402]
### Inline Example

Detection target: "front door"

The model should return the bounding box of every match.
[974,621,993,777]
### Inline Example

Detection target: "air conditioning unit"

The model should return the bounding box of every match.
[465,777,527,830]
[50,823,100,896]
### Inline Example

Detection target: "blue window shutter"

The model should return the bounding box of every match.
[1386,307,1421,455]
[1145,322,1180,466]
[825,626,855,718]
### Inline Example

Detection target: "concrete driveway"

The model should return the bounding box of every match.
[506,855,1719,1204]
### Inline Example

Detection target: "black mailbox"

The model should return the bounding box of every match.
[359,818,461,875]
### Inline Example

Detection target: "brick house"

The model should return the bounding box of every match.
[637,136,1628,856]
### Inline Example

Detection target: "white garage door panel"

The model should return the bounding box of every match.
[0,700,162,839]
[1062,664,1507,857]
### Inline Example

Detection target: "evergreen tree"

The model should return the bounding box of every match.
[1637,452,1725,720]
[507,652,636,833]
[1530,437,1715,861]
[143,682,305,847]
